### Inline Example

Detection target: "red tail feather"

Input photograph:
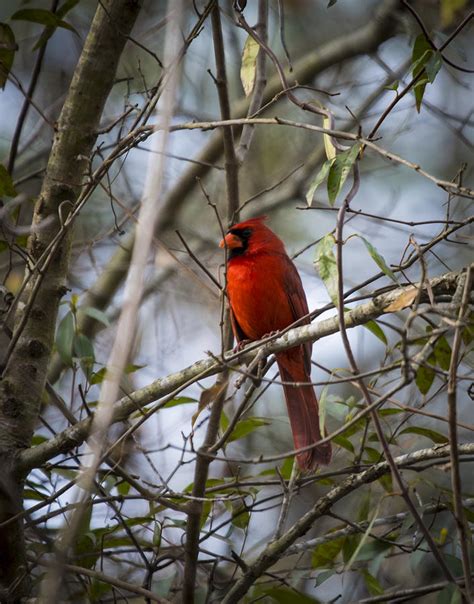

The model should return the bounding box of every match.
[278,356,331,471]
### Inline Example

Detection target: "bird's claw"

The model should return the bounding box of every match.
[233,339,252,353]
[262,330,279,339]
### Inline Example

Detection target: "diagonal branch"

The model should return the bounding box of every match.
[221,443,474,604]
[18,268,470,475]
[0,1,143,599]
[46,0,402,383]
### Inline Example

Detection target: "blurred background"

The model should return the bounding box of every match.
[1,0,473,601]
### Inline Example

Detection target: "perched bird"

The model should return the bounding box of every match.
[220,216,331,470]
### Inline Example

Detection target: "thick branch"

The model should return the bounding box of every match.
[221,443,474,603]
[18,268,468,474]
[0,1,142,600]
[46,0,402,383]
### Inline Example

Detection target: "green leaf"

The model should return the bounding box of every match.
[117,481,130,496]
[56,312,75,366]
[314,569,335,587]
[399,426,448,444]
[311,536,344,569]
[359,236,397,283]
[433,336,452,371]
[415,363,435,395]
[0,165,17,197]
[232,504,250,529]
[163,396,197,408]
[437,584,462,604]
[90,367,106,385]
[306,159,331,205]
[358,490,371,522]
[240,34,259,96]
[332,435,354,454]
[82,306,110,327]
[461,311,474,345]
[354,539,392,562]
[346,504,381,571]
[15,234,28,248]
[327,144,360,205]
[378,408,404,416]
[425,51,442,83]
[384,80,399,92]
[124,363,146,374]
[200,500,212,529]
[11,9,77,32]
[363,320,387,344]
[73,332,94,360]
[153,521,162,547]
[32,26,56,51]
[279,456,294,480]
[412,34,431,73]
[362,569,384,596]
[342,534,360,563]
[89,579,113,601]
[411,34,441,112]
[57,0,81,18]
[314,233,338,304]
[228,417,270,443]
[0,23,16,89]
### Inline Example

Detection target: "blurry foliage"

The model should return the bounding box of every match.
[0,0,473,602]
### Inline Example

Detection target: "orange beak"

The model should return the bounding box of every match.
[219,232,243,250]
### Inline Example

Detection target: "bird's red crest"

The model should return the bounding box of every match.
[229,215,268,231]
[223,215,285,255]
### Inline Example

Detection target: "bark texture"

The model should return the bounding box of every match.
[0,1,142,600]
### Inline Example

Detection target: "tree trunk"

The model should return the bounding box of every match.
[0,1,143,600]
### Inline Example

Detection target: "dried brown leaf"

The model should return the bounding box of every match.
[384,287,417,312]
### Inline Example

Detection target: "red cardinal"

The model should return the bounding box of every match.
[220,216,331,470]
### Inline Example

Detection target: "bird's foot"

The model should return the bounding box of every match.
[233,339,252,353]
[261,330,280,340]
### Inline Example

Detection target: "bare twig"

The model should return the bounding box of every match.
[18,268,469,474]
[447,265,473,599]
[220,443,474,603]
[183,4,240,601]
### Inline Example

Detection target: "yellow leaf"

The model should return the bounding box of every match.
[192,380,228,427]
[323,114,336,161]
[384,287,417,312]
[440,0,467,26]
[240,35,259,97]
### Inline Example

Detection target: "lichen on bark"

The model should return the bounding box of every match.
[0,1,143,600]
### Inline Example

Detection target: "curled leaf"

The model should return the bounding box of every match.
[240,34,259,96]
[323,114,336,161]
[327,143,360,205]
[306,160,331,206]
[314,233,338,304]
[193,380,228,427]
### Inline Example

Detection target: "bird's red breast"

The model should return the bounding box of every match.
[221,216,331,470]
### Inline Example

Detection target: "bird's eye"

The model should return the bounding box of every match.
[241,228,252,238]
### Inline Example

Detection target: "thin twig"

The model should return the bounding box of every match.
[447,265,473,600]
[333,164,458,586]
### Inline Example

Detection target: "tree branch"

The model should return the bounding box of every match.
[18,268,469,474]
[46,0,402,383]
[0,1,143,599]
[221,443,474,603]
